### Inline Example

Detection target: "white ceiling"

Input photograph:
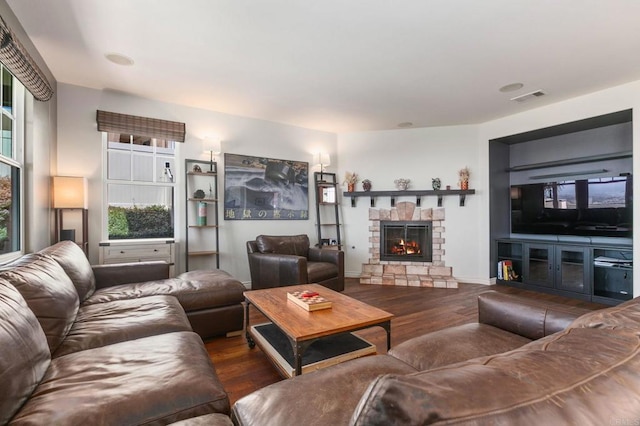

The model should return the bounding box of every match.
[7,0,640,133]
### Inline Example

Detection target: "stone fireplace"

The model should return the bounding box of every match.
[380,220,432,262]
[361,201,458,288]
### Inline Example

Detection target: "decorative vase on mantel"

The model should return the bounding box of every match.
[347,183,355,192]
[458,167,470,191]
[394,178,410,191]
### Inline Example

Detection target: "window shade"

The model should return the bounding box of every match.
[96,110,186,142]
[0,15,54,102]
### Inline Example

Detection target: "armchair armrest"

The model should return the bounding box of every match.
[92,261,170,289]
[478,291,591,340]
[247,253,308,290]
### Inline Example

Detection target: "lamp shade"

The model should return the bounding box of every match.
[52,176,87,209]
[313,152,331,168]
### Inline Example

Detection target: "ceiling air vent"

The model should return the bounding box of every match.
[510,90,546,103]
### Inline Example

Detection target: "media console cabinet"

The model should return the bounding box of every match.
[496,238,632,306]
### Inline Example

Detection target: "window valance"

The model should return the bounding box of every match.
[96,110,186,142]
[0,15,54,102]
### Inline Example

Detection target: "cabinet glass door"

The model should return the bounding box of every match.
[525,244,553,287]
[555,246,588,294]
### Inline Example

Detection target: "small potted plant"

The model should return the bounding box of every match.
[343,172,359,192]
[458,166,470,190]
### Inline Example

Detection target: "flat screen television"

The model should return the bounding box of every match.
[510,175,632,238]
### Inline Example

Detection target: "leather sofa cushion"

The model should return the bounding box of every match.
[39,241,96,302]
[388,323,531,371]
[307,261,338,283]
[92,261,170,288]
[570,293,640,330]
[54,295,192,357]
[0,254,79,353]
[84,274,245,312]
[255,234,310,256]
[178,269,246,306]
[11,332,230,424]
[0,280,51,425]
[351,326,640,425]
[232,355,416,426]
[477,291,587,339]
[168,413,233,425]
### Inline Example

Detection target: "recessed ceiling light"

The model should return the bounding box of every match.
[499,83,524,93]
[397,122,413,128]
[105,53,134,66]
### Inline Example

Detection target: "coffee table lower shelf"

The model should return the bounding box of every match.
[250,323,377,378]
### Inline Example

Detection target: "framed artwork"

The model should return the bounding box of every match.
[224,153,309,220]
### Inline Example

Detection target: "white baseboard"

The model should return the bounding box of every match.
[453,276,493,285]
[345,271,494,286]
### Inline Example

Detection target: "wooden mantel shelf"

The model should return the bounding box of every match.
[343,189,475,207]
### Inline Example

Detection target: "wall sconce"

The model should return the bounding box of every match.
[52,176,88,254]
[313,152,331,180]
[203,137,222,172]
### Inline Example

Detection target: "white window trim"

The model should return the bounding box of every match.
[0,72,25,264]
[101,132,178,242]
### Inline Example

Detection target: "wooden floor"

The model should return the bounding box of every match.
[204,278,606,406]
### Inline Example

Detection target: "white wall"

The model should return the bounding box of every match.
[56,83,336,284]
[337,125,485,283]
[25,92,57,252]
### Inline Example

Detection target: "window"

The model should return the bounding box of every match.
[544,181,576,209]
[104,132,176,240]
[0,66,22,257]
[585,177,628,208]
[544,177,630,209]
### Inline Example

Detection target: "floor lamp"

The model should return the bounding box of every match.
[52,176,88,255]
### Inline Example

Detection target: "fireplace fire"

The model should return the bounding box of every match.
[390,239,421,255]
[380,220,432,262]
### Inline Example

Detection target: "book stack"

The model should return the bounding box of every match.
[497,260,518,281]
[287,290,332,311]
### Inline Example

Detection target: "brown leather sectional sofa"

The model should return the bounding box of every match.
[0,241,245,425]
[233,291,640,424]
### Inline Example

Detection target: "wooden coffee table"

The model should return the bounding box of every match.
[244,284,393,377]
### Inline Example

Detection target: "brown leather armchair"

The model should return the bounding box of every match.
[246,234,344,291]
